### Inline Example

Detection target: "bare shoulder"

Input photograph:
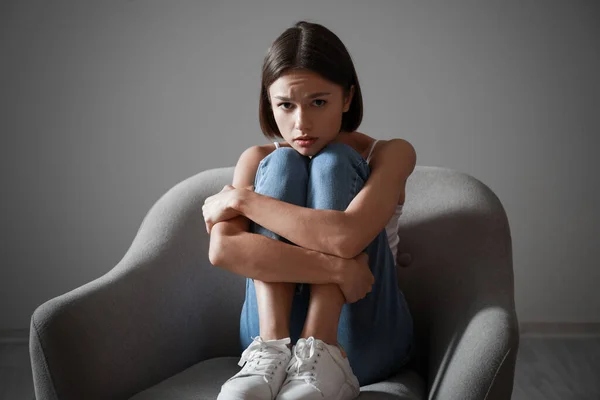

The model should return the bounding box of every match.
[233,143,277,187]
[371,138,416,171]
[369,138,416,206]
[238,143,278,163]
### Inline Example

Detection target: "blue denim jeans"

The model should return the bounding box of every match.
[239,142,414,386]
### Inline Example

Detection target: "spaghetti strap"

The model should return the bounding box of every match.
[273,142,280,149]
[366,140,378,164]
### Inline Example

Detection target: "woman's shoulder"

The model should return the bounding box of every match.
[237,141,286,166]
[370,138,415,165]
[375,137,415,153]
[233,143,280,185]
[369,137,417,191]
[353,132,414,161]
[239,143,275,162]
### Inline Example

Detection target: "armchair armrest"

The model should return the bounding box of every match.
[427,298,519,400]
[30,167,243,400]
[397,167,520,400]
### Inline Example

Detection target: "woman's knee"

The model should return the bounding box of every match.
[310,142,366,172]
[307,142,370,210]
[257,147,308,181]
[255,148,309,197]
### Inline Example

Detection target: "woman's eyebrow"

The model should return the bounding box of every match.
[274,92,332,101]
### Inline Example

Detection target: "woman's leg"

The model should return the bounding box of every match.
[299,142,370,345]
[239,147,311,349]
[304,142,414,386]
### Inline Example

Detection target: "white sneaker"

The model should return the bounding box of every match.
[218,336,292,400]
[276,337,360,400]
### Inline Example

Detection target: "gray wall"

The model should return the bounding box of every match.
[1,0,599,331]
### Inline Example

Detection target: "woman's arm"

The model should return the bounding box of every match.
[209,215,374,303]
[233,139,416,259]
[209,215,343,285]
[207,145,374,302]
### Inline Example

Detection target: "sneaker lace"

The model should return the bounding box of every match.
[285,337,324,395]
[237,336,291,383]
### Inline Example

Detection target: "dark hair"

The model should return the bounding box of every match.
[259,20,364,139]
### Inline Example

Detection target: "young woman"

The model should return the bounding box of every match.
[203,20,416,400]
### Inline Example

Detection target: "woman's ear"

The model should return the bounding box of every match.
[343,85,355,112]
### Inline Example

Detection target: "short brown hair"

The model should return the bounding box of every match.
[258,20,364,139]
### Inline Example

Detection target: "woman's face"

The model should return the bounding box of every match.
[268,69,354,157]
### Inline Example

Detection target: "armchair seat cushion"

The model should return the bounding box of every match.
[129,357,426,400]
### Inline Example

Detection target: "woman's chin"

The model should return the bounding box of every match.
[293,145,318,157]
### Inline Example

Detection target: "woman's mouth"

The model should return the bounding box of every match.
[295,138,317,147]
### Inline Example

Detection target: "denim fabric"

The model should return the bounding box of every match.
[239,142,414,386]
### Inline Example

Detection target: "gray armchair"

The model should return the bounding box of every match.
[30,165,519,400]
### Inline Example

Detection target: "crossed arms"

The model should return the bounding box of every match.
[205,139,415,299]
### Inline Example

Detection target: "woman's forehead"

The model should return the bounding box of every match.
[269,71,338,97]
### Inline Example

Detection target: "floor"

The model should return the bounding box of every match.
[1,336,599,399]
[511,336,599,399]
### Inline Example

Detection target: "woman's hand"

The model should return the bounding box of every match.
[339,253,375,303]
[202,184,253,234]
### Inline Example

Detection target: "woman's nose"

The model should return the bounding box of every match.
[295,108,311,130]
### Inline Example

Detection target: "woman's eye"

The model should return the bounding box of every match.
[278,100,326,110]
